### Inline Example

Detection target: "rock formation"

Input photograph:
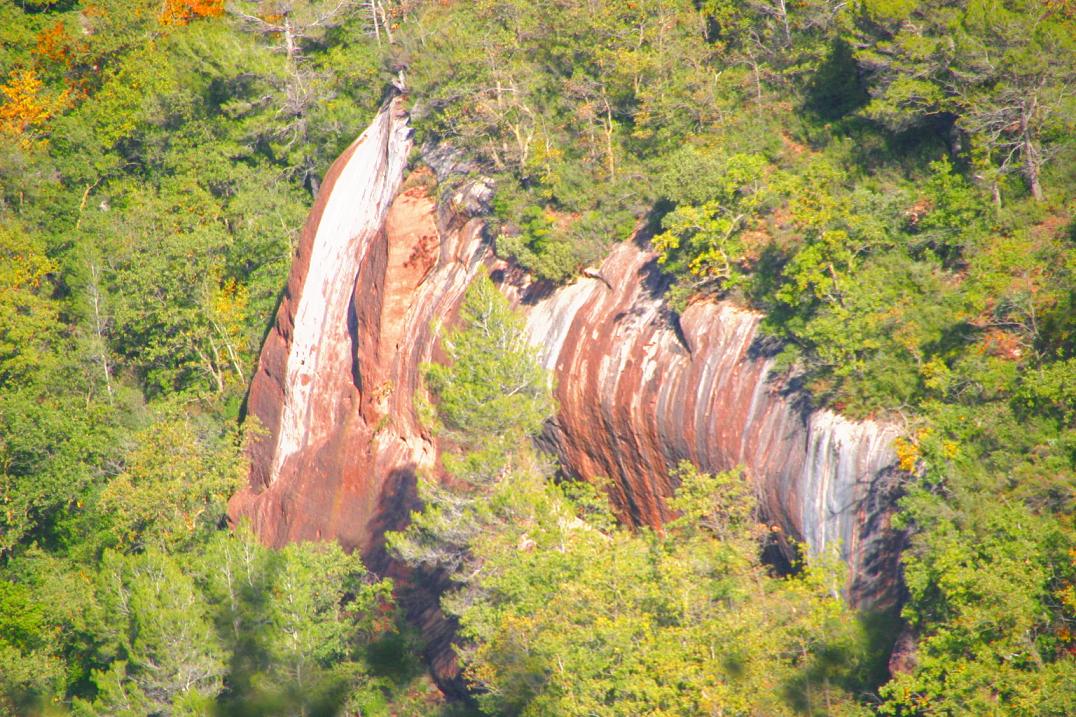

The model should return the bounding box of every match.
[231,102,904,634]
[499,243,903,605]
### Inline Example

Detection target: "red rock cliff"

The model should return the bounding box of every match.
[231,104,903,615]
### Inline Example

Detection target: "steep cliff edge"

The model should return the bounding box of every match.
[231,104,904,613]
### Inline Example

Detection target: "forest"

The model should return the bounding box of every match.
[0,0,1073,715]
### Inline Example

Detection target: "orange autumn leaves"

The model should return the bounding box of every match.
[0,68,71,148]
[159,0,224,25]
[1,2,225,147]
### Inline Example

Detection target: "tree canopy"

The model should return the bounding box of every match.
[0,1,1072,715]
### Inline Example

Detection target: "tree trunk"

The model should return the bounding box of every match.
[1023,138,1045,201]
[378,0,393,43]
[283,16,299,66]
[87,262,114,404]
[603,99,616,181]
[369,0,381,45]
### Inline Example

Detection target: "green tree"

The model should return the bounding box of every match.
[453,462,877,717]
[196,525,393,715]
[0,220,112,554]
[0,221,59,387]
[226,0,384,192]
[882,431,1076,715]
[420,270,552,483]
[390,272,551,579]
[0,580,65,716]
[401,0,728,281]
[700,0,846,100]
[79,548,227,716]
[853,0,1075,202]
[96,413,246,552]
[653,152,775,301]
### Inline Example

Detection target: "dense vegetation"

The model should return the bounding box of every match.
[1,0,1073,715]
[390,276,891,716]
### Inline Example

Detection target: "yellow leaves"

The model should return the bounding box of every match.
[895,426,959,473]
[920,356,952,394]
[894,433,922,473]
[159,0,225,26]
[787,170,843,233]
[651,229,680,264]
[524,137,563,183]
[98,416,246,550]
[210,278,249,333]
[0,229,54,293]
[630,108,655,140]
[0,224,60,382]
[942,440,959,459]
[0,68,71,149]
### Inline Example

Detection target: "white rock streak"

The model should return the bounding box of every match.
[524,278,599,375]
[270,104,412,484]
[801,411,901,560]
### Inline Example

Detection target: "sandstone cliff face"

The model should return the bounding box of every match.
[232,97,419,551]
[231,104,903,614]
[499,243,902,605]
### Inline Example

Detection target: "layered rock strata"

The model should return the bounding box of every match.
[231,103,903,617]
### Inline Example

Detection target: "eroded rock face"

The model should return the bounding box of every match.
[231,105,903,621]
[233,97,417,551]
[498,243,903,605]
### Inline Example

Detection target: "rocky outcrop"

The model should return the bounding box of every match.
[232,96,417,551]
[498,244,903,605]
[231,103,904,617]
